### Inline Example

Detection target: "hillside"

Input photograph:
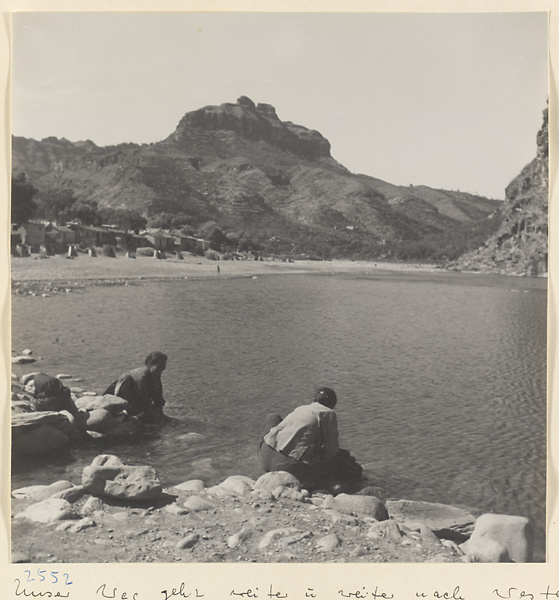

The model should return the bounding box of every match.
[451,108,548,276]
[12,96,501,260]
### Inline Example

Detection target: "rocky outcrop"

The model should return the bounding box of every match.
[452,107,548,275]
[172,96,331,160]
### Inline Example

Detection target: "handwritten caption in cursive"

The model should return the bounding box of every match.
[10,577,559,600]
[13,568,73,598]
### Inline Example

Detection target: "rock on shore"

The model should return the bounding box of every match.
[11,368,148,456]
[11,454,534,564]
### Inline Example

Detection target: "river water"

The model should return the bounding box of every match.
[11,270,548,559]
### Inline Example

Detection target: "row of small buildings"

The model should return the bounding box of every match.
[11,221,211,256]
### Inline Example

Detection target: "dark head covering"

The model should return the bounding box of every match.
[145,351,168,368]
[314,387,337,409]
[33,373,66,399]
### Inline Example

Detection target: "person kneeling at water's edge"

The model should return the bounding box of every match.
[105,351,169,423]
[258,387,362,492]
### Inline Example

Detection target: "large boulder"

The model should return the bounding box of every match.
[461,514,533,563]
[75,394,130,415]
[84,409,117,433]
[82,454,163,501]
[386,500,475,541]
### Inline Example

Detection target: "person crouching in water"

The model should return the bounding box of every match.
[105,351,168,423]
[257,387,362,492]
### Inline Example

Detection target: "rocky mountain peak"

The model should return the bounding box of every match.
[170,97,331,160]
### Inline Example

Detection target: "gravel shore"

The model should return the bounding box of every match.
[11,253,438,290]
[11,465,470,564]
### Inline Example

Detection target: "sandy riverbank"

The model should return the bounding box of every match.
[10,253,440,286]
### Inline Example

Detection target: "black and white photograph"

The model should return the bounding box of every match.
[7,9,550,570]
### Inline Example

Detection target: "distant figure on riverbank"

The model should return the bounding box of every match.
[257,387,362,492]
[105,351,168,423]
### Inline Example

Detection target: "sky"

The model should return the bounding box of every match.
[11,11,548,200]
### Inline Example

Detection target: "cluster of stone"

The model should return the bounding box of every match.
[12,454,534,563]
[11,359,146,456]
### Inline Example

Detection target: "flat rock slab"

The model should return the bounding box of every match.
[15,498,80,524]
[12,356,37,364]
[12,480,74,502]
[12,411,69,430]
[325,493,388,520]
[387,500,475,541]
[75,394,130,415]
[82,454,163,501]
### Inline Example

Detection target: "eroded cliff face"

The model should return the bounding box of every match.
[170,96,332,160]
[453,108,548,276]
